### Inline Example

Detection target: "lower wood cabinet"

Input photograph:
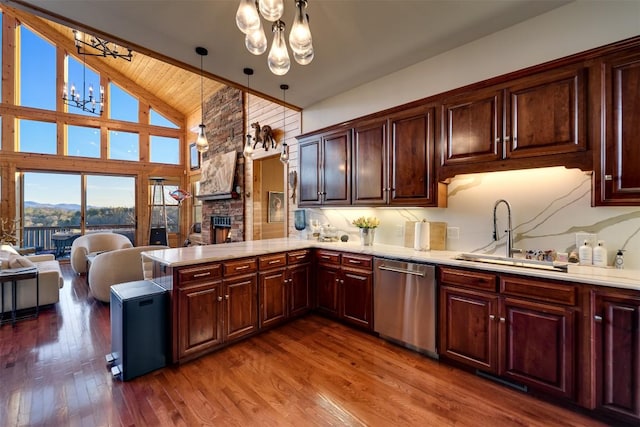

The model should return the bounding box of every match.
[316,250,373,330]
[223,273,258,342]
[439,267,577,400]
[593,288,640,423]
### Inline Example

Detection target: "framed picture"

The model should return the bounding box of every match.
[268,191,285,223]
[189,142,200,170]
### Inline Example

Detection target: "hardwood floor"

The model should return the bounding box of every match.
[1,264,610,426]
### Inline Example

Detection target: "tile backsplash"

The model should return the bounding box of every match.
[292,167,640,270]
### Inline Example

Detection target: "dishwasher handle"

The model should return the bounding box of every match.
[377,264,426,277]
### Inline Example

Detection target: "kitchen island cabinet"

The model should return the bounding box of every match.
[439,266,578,400]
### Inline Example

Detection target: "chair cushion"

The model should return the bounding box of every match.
[9,255,36,269]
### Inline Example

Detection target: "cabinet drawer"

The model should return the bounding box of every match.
[178,263,222,286]
[288,250,311,265]
[341,253,373,270]
[259,253,287,270]
[316,250,341,265]
[500,276,577,306]
[439,267,497,292]
[224,258,258,277]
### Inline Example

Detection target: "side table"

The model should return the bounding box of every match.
[0,267,39,327]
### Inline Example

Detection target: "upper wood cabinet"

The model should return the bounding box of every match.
[352,119,387,205]
[298,129,351,207]
[439,64,589,180]
[593,48,640,206]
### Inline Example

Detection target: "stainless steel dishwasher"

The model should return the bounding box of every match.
[373,258,437,358]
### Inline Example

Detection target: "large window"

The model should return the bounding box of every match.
[67,125,100,158]
[18,119,56,154]
[109,83,138,122]
[150,108,179,129]
[19,25,56,110]
[109,130,139,161]
[150,135,179,164]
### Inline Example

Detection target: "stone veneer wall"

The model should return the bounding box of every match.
[199,86,245,243]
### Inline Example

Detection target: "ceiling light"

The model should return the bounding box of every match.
[243,68,255,159]
[195,47,210,153]
[236,0,314,75]
[73,30,133,62]
[279,84,289,165]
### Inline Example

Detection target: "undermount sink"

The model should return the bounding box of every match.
[455,253,569,273]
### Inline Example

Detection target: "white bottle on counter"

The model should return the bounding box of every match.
[579,240,592,265]
[593,240,608,267]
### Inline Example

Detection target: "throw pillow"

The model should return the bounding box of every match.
[8,255,36,269]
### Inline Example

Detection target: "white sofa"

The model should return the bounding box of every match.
[0,247,64,311]
[87,245,168,303]
[70,232,133,274]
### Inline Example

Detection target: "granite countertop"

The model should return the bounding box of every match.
[142,238,640,291]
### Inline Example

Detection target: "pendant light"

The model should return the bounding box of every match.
[195,47,209,153]
[279,84,289,164]
[243,67,255,159]
[268,20,290,76]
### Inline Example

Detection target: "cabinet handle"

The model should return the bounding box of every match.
[489,315,495,320]
[217,296,222,302]
[604,175,613,181]
[348,259,362,264]
[495,137,501,144]
[321,255,331,259]
[340,279,344,284]
[594,315,603,322]
[499,317,506,323]
[504,136,511,143]
[235,265,249,271]
[225,294,229,300]
[335,278,340,282]
[268,260,281,265]
[295,255,305,260]
[193,272,211,278]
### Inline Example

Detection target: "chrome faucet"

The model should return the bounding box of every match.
[493,199,517,258]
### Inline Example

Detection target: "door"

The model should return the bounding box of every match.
[321,129,351,205]
[439,285,499,373]
[298,136,322,206]
[178,281,224,359]
[352,119,387,205]
[501,297,575,399]
[340,267,373,329]
[316,263,339,316]
[224,274,258,342]
[288,263,311,318]
[259,269,287,329]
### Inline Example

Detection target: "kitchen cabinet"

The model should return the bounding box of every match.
[223,270,258,342]
[593,288,640,423]
[298,128,351,206]
[258,250,312,329]
[593,48,640,206]
[440,65,588,180]
[315,250,373,329]
[352,105,443,207]
[439,267,577,400]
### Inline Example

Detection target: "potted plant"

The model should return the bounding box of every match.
[352,216,380,246]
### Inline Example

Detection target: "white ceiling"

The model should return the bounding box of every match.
[9,0,570,109]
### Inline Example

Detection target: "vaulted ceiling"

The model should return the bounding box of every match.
[6,0,570,114]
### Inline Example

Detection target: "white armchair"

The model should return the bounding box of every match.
[70,232,133,274]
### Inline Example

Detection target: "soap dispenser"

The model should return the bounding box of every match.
[615,249,625,269]
[579,240,592,265]
[593,240,607,267]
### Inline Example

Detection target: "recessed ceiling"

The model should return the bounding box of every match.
[7,0,570,109]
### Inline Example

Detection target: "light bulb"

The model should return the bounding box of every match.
[280,142,289,164]
[196,124,209,153]
[268,21,290,76]
[289,1,312,54]
[293,46,314,65]
[243,136,254,158]
[258,0,283,22]
[245,23,267,55]
[236,0,261,34]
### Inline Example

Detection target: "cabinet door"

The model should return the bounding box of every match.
[595,291,640,421]
[298,136,322,206]
[322,129,352,205]
[317,263,339,316]
[352,120,387,206]
[388,105,436,206]
[340,267,373,329]
[178,281,223,359]
[258,269,287,329]
[501,297,575,399]
[442,88,503,165]
[223,274,258,342]
[505,66,586,159]
[439,285,499,373]
[597,50,640,205]
[288,263,311,318]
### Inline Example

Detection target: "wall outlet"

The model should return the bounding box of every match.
[447,227,460,239]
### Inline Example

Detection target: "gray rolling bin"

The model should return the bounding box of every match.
[108,280,168,381]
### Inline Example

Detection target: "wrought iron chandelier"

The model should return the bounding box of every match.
[62,54,104,115]
[73,30,133,62]
[236,0,314,76]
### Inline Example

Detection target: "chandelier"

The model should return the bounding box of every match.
[236,0,314,76]
[62,54,104,115]
[73,30,133,62]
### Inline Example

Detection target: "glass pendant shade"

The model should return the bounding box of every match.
[245,23,268,55]
[196,124,209,153]
[268,21,290,76]
[236,0,261,34]
[259,0,284,22]
[280,142,289,164]
[289,1,312,54]
[243,137,254,158]
[293,47,314,65]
